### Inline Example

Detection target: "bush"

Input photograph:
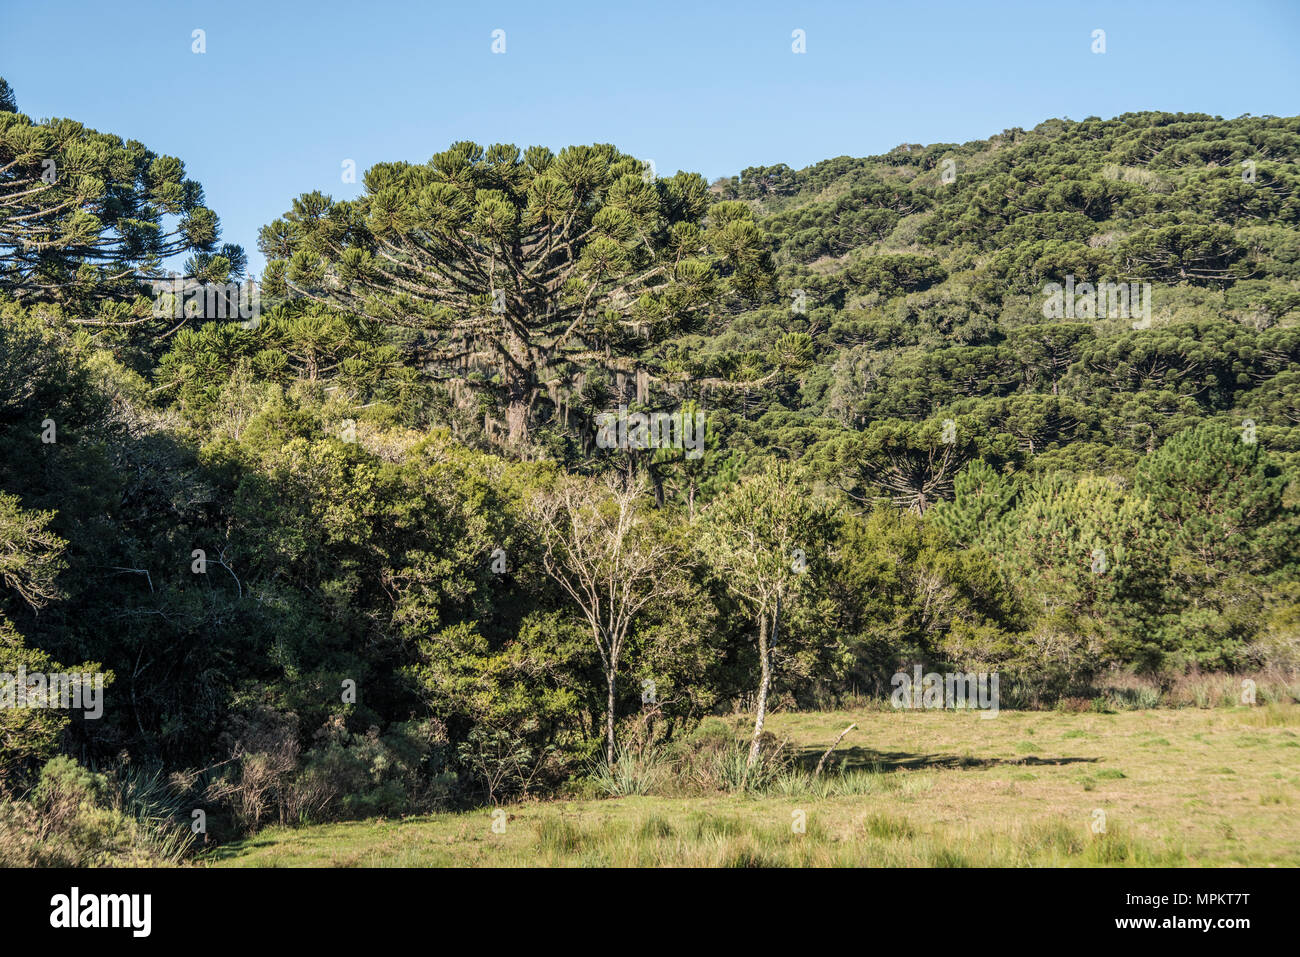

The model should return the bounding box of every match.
[206,706,456,830]
[457,726,560,804]
[295,716,455,821]
[0,757,186,867]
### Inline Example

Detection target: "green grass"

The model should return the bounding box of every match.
[206,705,1300,867]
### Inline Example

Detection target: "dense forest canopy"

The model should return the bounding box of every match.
[2,88,1297,839]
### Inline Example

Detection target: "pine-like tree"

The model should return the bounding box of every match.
[260,142,771,444]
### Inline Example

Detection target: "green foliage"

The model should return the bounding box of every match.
[0,111,234,304]
[928,460,1020,547]
[0,616,72,780]
[829,505,1021,690]
[261,141,773,444]
[696,461,837,616]
[0,107,1297,832]
[0,756,186,866]
[0,492,66,609]
[1135,420,1296,579]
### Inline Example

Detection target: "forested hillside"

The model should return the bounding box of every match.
[2,86,1297,854]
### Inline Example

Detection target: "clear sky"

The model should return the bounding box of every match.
[2,0,1297,274]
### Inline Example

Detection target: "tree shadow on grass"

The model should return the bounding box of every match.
[792,745,1100,773]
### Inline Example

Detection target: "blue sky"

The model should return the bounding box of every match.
[2,0,1297,274]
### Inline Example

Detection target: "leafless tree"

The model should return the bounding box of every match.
[529,472,679,764]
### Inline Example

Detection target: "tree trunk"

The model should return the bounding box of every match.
[504,330,532,445]
[649,464,664,508]
[506,380,530,445]
[747,599,778,767]
[605,668,617,765]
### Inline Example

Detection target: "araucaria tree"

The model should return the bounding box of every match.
[260,141,771,444]
[697,463,836,767]
[529,472,680,764]
[0,80,227,304]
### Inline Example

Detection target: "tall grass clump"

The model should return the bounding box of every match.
[590,743,666,797]
[706,745,793,793]
[105,762,197,861]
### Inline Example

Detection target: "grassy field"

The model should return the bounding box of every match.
[207,703,1300,867]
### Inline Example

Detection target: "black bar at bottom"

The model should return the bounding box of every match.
[2,866,1282,945]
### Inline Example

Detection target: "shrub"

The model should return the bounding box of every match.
[295,716,454,821]
[0,757,183,867]
[457,726,560,804]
